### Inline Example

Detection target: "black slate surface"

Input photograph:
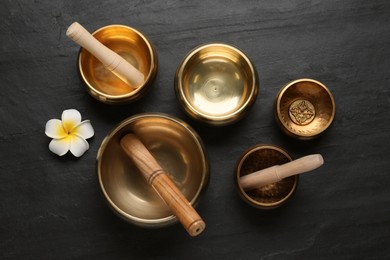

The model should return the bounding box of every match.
[1,0,390,259]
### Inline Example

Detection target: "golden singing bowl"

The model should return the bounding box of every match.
[175,43,259,126]
[235,145,298,209]
[78,25,157,104]
[274,79,335,140]
[97,113,209,228]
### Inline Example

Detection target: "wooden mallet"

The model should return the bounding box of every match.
[120,134,206,237]
[239,154,324,190]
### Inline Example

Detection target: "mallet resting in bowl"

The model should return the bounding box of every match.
[239,154,324,191]
[120,134,206,237]
[67,22,144,88]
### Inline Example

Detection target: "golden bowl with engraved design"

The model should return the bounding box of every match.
[175,43,259,126]
[274,79,335,140]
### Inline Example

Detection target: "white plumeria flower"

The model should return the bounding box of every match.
[45,109,94,157]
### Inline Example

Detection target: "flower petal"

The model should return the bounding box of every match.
[49,137,70,156]
[45,119,67,139]
[69,135,89,157]
[72,120,94,139]
[62,109,82,133]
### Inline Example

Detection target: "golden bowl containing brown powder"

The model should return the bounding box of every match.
[234,144,298,209]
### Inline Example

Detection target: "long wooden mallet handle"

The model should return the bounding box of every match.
[120,134,205,236]
[239,154,324,191]
[66,22,144,88]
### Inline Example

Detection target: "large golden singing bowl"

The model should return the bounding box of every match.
[235,144,298,209]
[97,113,209,228]
[78,25,157,104]
[175,43,259,126]
[274,79,335,139]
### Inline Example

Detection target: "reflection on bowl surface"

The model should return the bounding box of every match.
[176,43,259,126]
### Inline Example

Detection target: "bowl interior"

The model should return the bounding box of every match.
[178,44,256,120]
[276,80,335,138]
[79,25,154,98]
[236,145,298,209]
[98,114,208,226]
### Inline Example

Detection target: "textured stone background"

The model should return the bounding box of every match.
[1,0,389,259]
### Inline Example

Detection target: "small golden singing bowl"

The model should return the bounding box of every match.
[274,79,335,139]
[97,113,209,228]
[175,43,259,126]
[235,145,298,209]
[78,25,157,104]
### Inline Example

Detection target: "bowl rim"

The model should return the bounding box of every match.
[175,42,259,125]
[275,78,336,139]
[96,112,209,226]
[235,144,298,209]
[78,24,157,103]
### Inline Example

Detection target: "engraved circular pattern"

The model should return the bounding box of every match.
[289,99,315,125]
